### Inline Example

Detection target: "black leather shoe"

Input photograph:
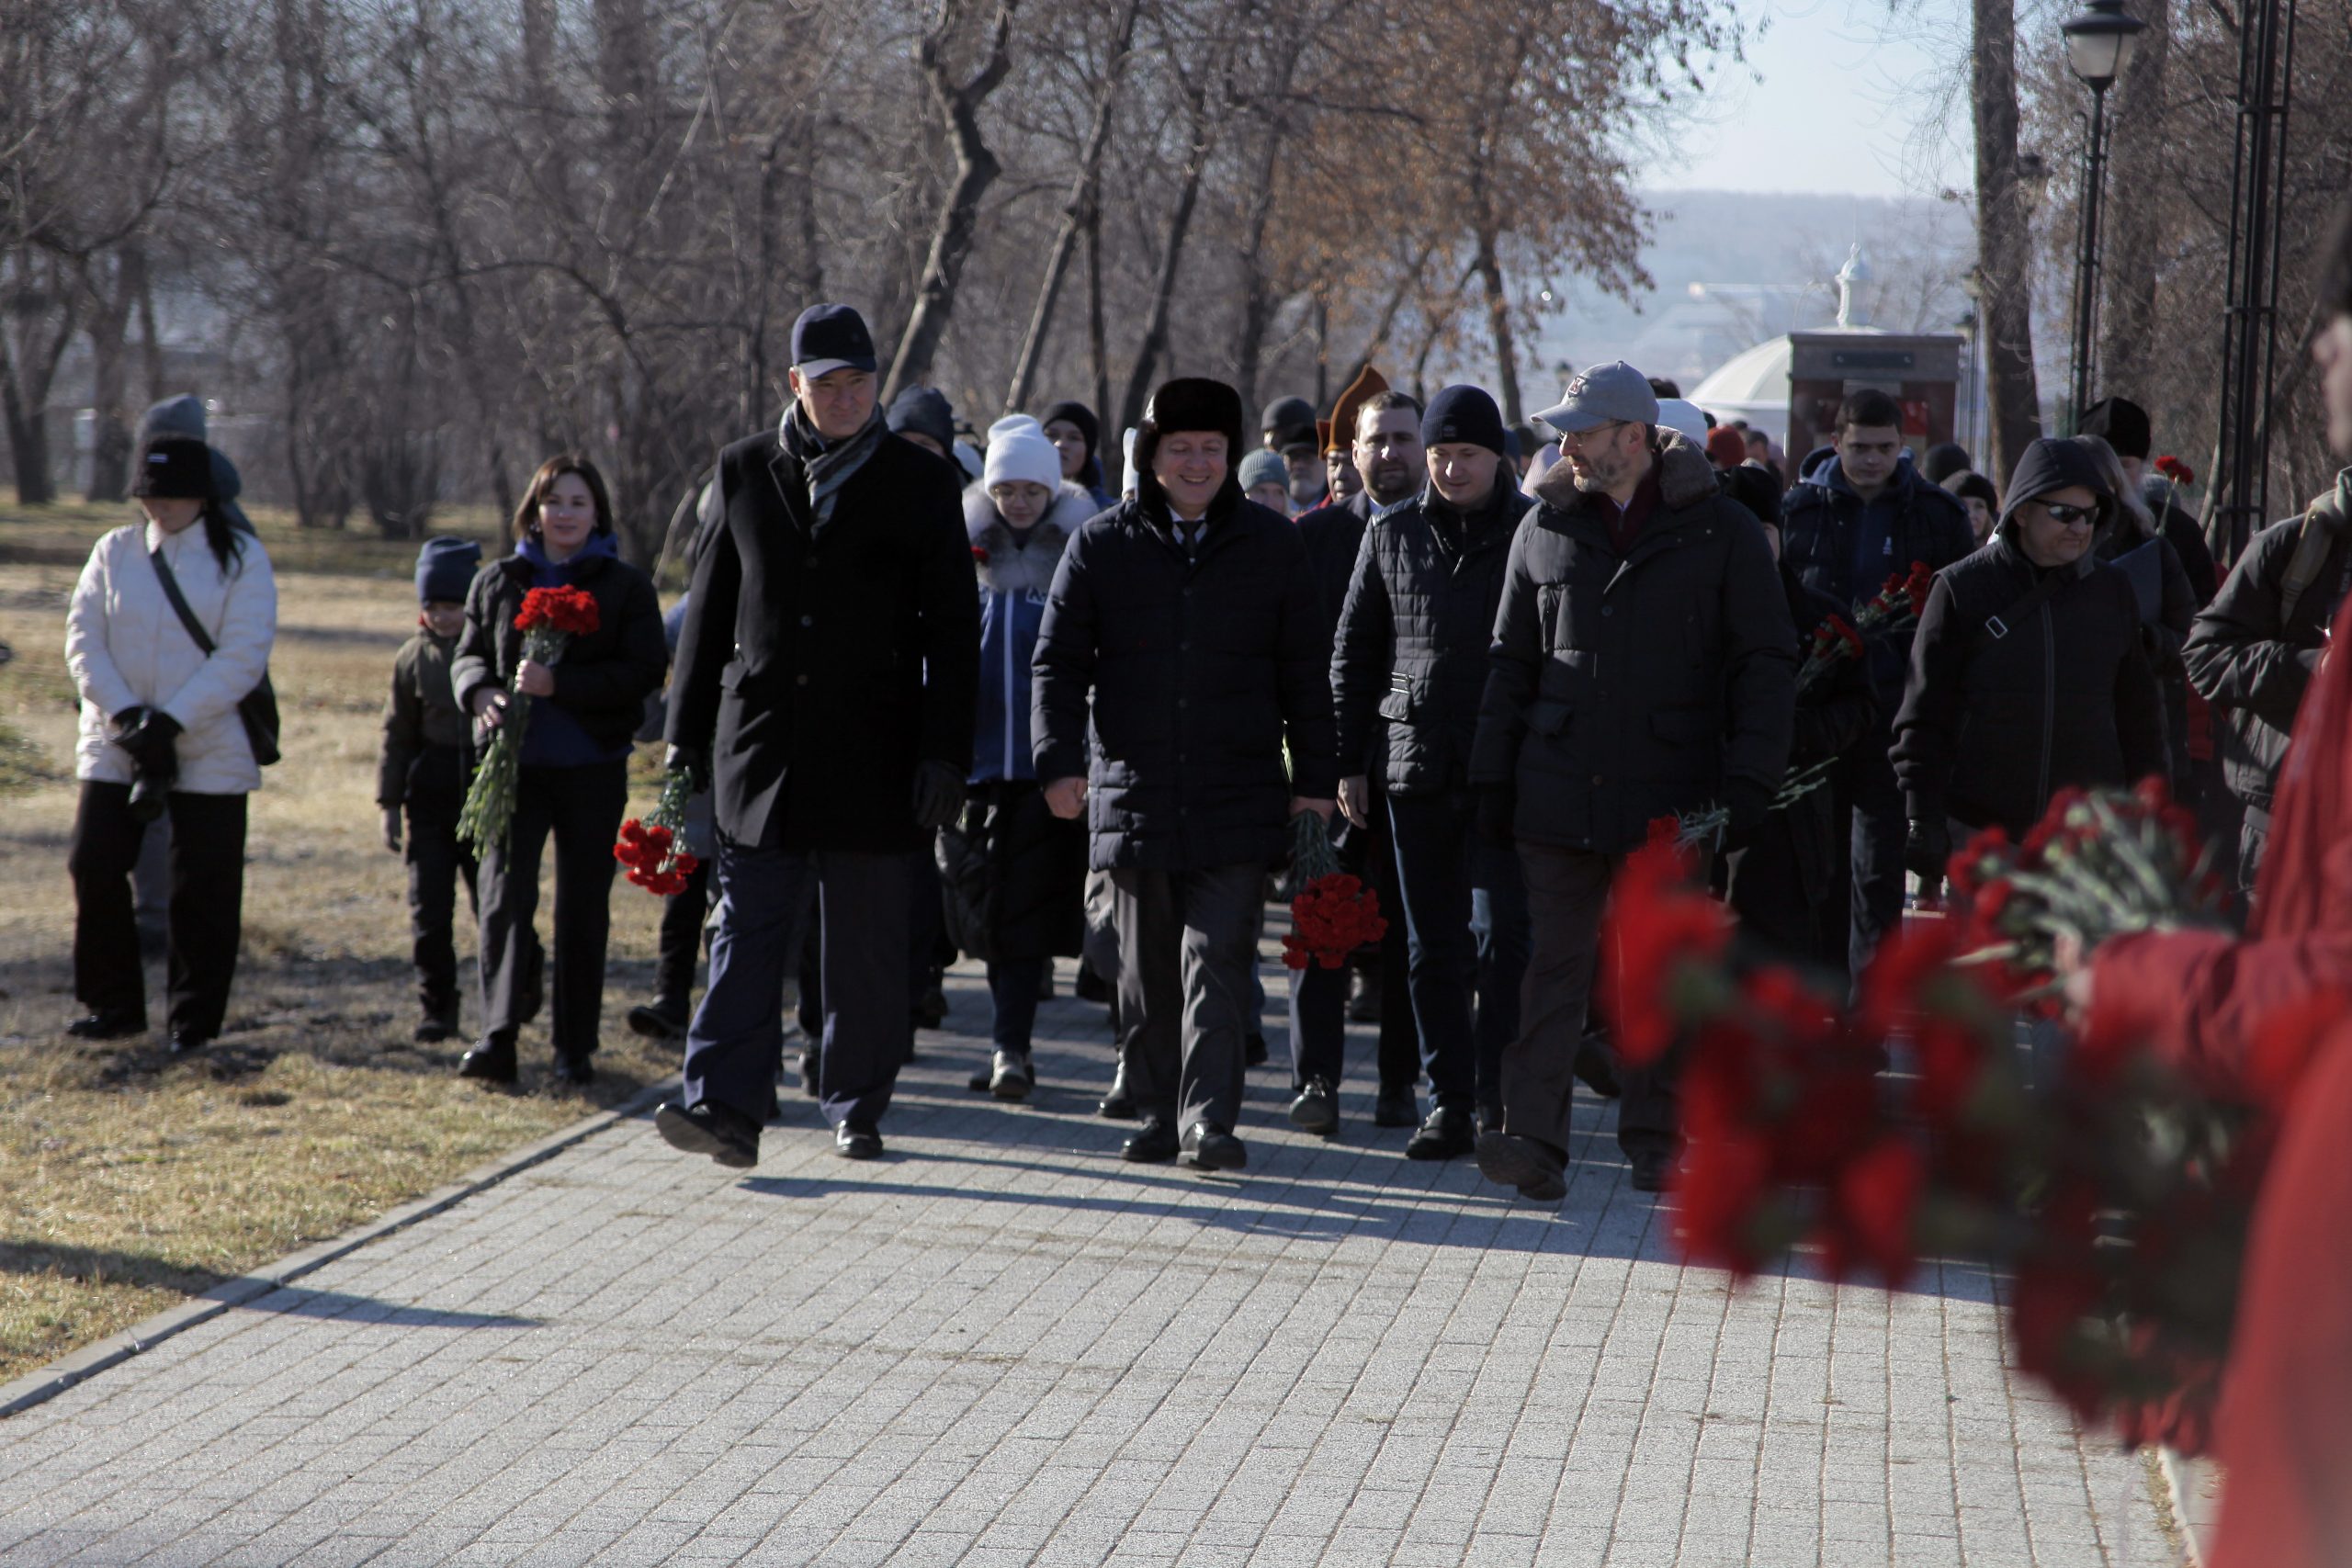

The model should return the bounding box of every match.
[1476,1131,1565,1192]
[1518,1171,1568,1203]
[654,1100,758,1168]
[967,1062,994,1093]
[835,1121,883,1160]
[458,1039,518,1085]
[65,1008,145,1041]
[1183,1122,1247,1171]
[1575,1033,1623,1099]
[1628,1148,1673,1193]
[1406,1105,1476,1161]
[1373,1085,1420,1128]
[626,998,689,1043]
[1476,1100,1505,1138]
[1099,1067,1138,1121]
[1244,1032,1268,1067]
[1287,1077,1339,1137]
[551,1054,595,1087]
[1122,1117,1179,1162]
[167,1030,211,1057]
[1074,962,1111,1003]
[413,1008,460,1044]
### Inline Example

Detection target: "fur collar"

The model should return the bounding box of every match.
[1532,427,1721,518]
[964,480,1096,595]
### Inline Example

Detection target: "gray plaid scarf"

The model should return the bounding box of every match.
[779,400,887,528]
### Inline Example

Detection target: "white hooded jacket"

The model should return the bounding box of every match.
[64,518,279,794]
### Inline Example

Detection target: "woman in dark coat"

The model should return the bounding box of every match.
[947,429,1091,1099]
[450,455,666,1086]
[1892,438,2166,874]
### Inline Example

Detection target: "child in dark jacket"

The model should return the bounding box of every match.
[379,538,539,1042]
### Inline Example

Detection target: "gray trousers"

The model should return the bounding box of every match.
[1110,863,1262,1132]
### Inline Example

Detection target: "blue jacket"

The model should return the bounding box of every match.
[967,481,1100,783]
[1779,452,1973,699]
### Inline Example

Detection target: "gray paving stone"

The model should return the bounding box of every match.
[0,957,2180,1564]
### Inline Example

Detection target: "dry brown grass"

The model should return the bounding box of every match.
[0,502,686,1383]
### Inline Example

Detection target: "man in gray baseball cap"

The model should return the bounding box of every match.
[1469,359,1794,1203]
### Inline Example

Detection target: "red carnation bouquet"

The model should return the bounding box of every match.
[1794,613,1865,694]
[1943,779,2233,1011]
[1648,756,1840,852]
[1601,789,2290,1455]
[1279,810,1387,970]
[615,769,700,897]
[458,585,602,850]
[1853,558,1936,637]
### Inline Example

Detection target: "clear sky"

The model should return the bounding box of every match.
[1652,0,1979,199]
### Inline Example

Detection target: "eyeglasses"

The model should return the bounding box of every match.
[1559,421,1625,450]
[2038,502,2098,525]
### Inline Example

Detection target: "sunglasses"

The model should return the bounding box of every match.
[2037,502,2098,525]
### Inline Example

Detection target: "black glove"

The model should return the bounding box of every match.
[1723,777,1773,851]
[1904,816,1952,883]
[112,705,149,736]
[911,760,967,831]
[663,744,710,795]
[1475,783,1516,849]
[117,710,182,773]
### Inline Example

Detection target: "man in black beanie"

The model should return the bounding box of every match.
[1330,385,1535,1158]
[1034,377,1340,1170]
[2079,395,2220,605]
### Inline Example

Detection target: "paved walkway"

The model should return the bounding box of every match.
[0,961,2177,1567]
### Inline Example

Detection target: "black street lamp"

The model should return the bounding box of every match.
[2061,0,2146,428]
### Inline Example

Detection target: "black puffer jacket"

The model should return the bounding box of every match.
[1469,432,1797,852]
[1779,456,1975,696]
[2182,469,2352,812]
[450,544,667,761]
[936,778,1084,961]
[1032,483,1340,872]
[1332,476,1533,795]
[1893,533,2166,836]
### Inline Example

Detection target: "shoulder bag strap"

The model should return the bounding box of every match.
[149,545,219,657]
[1968,567,2074,661]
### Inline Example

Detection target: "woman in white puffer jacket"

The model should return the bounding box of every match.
[62,434,277,1054]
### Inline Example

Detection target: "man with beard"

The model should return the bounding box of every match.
[1286,388,1428,1134]
[1470,362,1794,1200]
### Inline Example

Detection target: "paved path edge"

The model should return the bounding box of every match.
[2158,1447,2222,1566]
[0,1075,681,1422]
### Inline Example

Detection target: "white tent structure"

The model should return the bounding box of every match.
[1689,247,1883,450]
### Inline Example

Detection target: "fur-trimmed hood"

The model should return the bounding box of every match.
[1532,426,1721,517]
[964,479,1097,595]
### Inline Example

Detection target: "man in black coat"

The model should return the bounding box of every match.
[1331,385,1534,1161]
[1033,378,1340,1171]
[1894,438,2166,860]
[1778,389,1974,976]
[653,304,979,1167]
[1469,362,1796,1201]
[1288,386,1426,1133]
[2182,467,2352,887]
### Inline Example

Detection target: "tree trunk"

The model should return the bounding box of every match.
[1972,0,2042,487]
[1003,0,1140,416]
[83,248,141,504]
[0,253,81,505]
[1117,77,1218,437]
[1472,220,1522,423]
[883,0,1020,400]
[2098,0,2167,401]
[1229,141,1289,417]
[1086,174,1113,484]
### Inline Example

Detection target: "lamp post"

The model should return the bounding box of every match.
[2061,0,2146,429]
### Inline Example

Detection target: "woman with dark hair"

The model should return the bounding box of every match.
[63,434,278,1053]
[1041,400,1116,510]
[449,455,665,1086]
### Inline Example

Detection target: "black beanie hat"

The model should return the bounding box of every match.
[1141,378,1246,463]
[886,385,956,452]
[2077,397,2153,460]
[1420,384,1508,457]
[132,435,217,502]
[1041,400,1100,460]
[415,536,483,604]
[1922,441,1973,484]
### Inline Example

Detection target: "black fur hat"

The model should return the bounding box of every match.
[1137,378,1245,468]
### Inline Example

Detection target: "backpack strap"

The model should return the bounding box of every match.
[2277,492,2343,626]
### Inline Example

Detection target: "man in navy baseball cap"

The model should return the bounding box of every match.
[790,303,877,379]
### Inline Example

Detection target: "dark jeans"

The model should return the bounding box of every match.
[1849,728,1907,977]
[1387,789,1529,1113]
[684,835,909,1130]
[987,956,1046,1053]
[478,760,628,1057]
[68,782,247,1038]
[1510,840,1679,1162]
[1287,807,1419,1093]
[651,856,713,1005]
[1112,863,1261,1132]
[404,793,478,1021]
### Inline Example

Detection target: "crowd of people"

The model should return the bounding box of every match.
[53,254,2350,1213]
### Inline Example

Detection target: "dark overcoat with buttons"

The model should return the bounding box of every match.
[1031,482,1340,873]
[1469,431,1797,853]
[665,425,979,852]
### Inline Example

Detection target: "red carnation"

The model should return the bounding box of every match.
[515,584,602,637]
[2155,454,2194,486]
[972,545,990,564]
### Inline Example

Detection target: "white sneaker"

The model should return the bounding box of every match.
[989,1049,1035,1101]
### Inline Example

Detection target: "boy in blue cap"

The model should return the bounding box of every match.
[379,536,538,1043]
